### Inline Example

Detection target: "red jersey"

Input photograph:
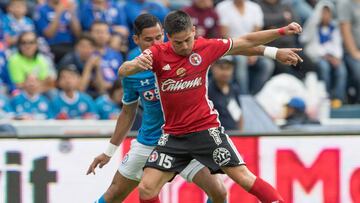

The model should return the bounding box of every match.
[146,37,233,135]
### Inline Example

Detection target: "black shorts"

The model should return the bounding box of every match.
[144,127,245,174]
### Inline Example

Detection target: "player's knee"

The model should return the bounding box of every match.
[138,181,157,198]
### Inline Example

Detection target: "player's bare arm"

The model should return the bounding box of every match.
[86,101,138,175]
[118,54,153,77]
[237,46,303,66]
[227,22,302,55]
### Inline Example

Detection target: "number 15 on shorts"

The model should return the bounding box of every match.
[148,151,174,169]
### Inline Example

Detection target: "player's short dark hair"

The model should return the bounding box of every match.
[164,10,193,36]
[134,13,162,36]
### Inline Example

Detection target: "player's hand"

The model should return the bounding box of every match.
[284,22,302,35]
[276,48,303,66]
[134,53,153,70]
[86,153,111,175]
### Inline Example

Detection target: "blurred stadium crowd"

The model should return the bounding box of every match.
[0,0,359,130]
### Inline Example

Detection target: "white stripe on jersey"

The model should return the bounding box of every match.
[154,74,166,133]
[205,66,222,126]
[225,133,245,165]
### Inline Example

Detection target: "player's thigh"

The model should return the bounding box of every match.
[191,166,226,197]
[191,127,245,173]
[105,171,139,200]
[118,139,154,182]
[179,159,204,182]
[139,167,176,194]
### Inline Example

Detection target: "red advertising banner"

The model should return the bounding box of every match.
[1,135,360,203]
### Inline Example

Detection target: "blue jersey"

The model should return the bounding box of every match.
[95,94,121,120]
[80,2,127,31]
[122,49,163,146]
[0,11,5,41]
[0,51,15,93]
[98,47,123,83]
[11,92,53,119]
[52,91,98,119]
[34,4,75,45]
[3,14,35,38]
[0,94,13,113]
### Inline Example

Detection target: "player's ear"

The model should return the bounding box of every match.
[192,26,196,35]
[133,35,140,45]
[166,33,171,41]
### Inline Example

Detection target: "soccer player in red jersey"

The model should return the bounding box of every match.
[119,10,303,203]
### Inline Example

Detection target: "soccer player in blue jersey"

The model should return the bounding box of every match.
[52,65,98,120]
[87,13,228,203]
[11,74,53,119]
[95,79,123,120]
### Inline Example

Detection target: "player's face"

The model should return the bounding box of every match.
[134,23,164,51]
[168,26,196,56]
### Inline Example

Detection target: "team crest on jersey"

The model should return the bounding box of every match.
[189,53,202,66]
[208,128,222,145]
[176,67,187,77]
[158,133,169,146]
[148,151,159,162]
[143,90,157,101]
[213,147,231,166]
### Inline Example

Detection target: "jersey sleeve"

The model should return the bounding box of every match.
[204,38,233,61]
[122,79,140,105]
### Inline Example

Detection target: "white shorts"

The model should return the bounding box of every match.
[118,139,204,182]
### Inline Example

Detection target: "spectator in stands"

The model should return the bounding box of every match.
[95,79,122,120]
[124,0,169,49]
[0,51,15,94]
[79,0,128,37]
[8,31,56,92]
[208,57,243,131]
[3,0,35,47]
[300,1,346,107]
[52,65,98,120]
[282,0,313,24]
[182,0,220,38]
[258,0,315,79]
[80,21,123,96]
[338,0,360,103]
[281,97,320,128]
[34,0,81,63]
[0,93,14,119]
[11,74,53,119]
[0,9,4,47]
[58,34,96,74]
[216,0,275,94]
